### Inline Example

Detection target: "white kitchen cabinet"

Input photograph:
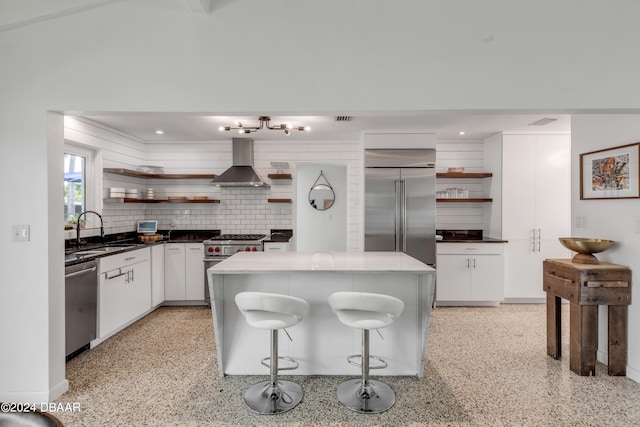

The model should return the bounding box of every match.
[164,243,205,302]
[263,241,290,252]
[98,248,151,338]
[436,243,504,305]
[502,134,571,300]
[185,243,204,300]
[363,132,436,149]
[164,244,186,300]
[150,244,164,307]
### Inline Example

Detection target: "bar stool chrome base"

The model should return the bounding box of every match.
[243,379,303,414]
[336,378,396,413]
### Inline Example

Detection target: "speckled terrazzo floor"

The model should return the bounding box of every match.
[53,305,640,426]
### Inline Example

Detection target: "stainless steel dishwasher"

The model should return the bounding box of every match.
[65,260,98,361]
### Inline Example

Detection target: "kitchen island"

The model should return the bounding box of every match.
[207,251,436,377]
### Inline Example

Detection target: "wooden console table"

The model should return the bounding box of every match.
[543,259,631,376]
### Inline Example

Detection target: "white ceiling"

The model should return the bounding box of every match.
[3,1,571,142]
[74,111,571,143]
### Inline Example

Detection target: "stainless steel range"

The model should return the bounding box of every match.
[203,234,266,305]
[204,234,266,258]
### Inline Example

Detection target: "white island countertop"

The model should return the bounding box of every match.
[209,251,435,274]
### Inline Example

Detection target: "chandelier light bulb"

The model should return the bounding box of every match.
[220,116,310,135]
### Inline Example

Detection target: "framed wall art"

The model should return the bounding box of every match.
[580,142,640,199]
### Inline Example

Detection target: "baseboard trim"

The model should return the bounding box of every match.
[0,378,68,403]
[502,297,546,304]
[435,301,500,307]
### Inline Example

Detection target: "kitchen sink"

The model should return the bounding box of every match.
[74,245,137,256]
[73,250,105,256]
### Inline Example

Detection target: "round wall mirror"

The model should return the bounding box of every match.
[309,183,335,211]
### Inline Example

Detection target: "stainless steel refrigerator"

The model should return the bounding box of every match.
[365,149,436,266]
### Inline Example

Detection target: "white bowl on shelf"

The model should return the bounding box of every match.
[447,167,465,173]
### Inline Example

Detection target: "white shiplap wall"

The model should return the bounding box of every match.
[64,117,361,249]
[435,140,491,231]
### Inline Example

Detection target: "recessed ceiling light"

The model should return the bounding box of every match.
[459,131,465,135]
[155,130,164,134]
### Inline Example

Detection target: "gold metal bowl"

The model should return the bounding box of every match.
[559,238,615,264]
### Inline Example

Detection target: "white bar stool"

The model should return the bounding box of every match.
[234,292,310,414]
[328,291,405,413]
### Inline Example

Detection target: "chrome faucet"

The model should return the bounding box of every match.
[76,210,104,248]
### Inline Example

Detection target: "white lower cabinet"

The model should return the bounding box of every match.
[164,243,204,302]
[151,244,165,307]
[98,248,151,338]
[504,239,569,300]
[436,243,504,305]
[263,241,290,252]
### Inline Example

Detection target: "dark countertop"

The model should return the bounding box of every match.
[65,229,220,266]
[161,229,221,242]
[437,237,508,243]
[65,243,150,266]
[435,229,507,243]
[264,229,293,243]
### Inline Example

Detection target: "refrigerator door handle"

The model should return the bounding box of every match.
[401,179,407,252]
[395,180,402,251]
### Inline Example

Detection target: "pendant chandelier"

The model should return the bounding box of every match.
[219,116,310,136]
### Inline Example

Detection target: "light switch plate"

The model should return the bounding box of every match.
[575,216,587,229]
[634,216,640,234]
[13,225,30,242]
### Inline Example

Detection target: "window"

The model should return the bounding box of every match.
[63,143,98,229]
[64,152,86,224]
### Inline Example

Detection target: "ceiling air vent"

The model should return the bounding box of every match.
[335,116,352,122]
[528,118,558,126]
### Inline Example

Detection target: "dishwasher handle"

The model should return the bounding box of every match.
[65,266,97,279]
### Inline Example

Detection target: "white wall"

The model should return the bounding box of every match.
[295,164,348,252]
[483,133,503,238]
[571,115,640,382]
[436,140,487,231]
[4,0,640,401]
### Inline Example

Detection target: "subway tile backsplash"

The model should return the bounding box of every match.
[101,188,292,236]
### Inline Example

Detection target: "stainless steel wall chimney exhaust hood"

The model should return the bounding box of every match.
[210,138,270,188]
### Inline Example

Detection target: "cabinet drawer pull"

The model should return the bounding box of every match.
[106,271,126,280]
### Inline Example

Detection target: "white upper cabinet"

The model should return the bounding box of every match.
[534,135,571,237]
[502,134,570,239]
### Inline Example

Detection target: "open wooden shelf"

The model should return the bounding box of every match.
[267,198,292,203]
[104,168,216,180]
[437,198,492,203]
[105,198,220,204]
[268,173,292,180]
[436,172,493,178]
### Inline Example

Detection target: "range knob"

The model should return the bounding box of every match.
[236,248,242,253]
[245,247,250,251]
[252,247,257,251]
[207,247,213,253]
[214,247,220,253]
